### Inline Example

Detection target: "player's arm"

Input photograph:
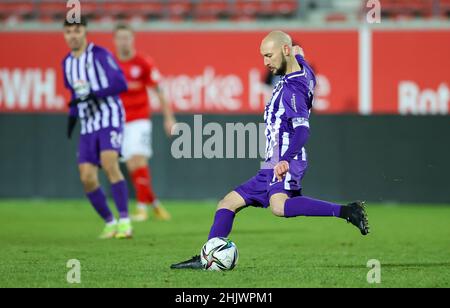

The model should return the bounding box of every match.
[274,126,310,181]
[92,49,128,99]
[292,45,316,75]
[145,62,176,137]
[154,85,176,137]
[62,61,78,139]
[66,51,124,109]
[292,45,305,58]
[292,45,306,65]
[67,89,78,139]
[274,88,310,181]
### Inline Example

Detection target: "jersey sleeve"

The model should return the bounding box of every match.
[282,86,310,121]
[295,54,316,74]
[62,58,78,117]
[61,55,71,89]
[93,48,128,98]
[295,54,308,67]
[143,56,162,87]
[280,125,310,163]
[62,66,70,90]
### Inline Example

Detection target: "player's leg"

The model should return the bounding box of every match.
[269,159,369,235]
[101,150,132,239]
[78,132,118,239]
[126,155,156,205]
[127,155,171,221]
[270,192,341,217]
[79,163,117,239]
[170,191,247,270]
[123,119,170,221]
[170,169,271,270]
[269,193,369,235]
[207,191,247,240]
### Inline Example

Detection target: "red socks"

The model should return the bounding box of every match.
[131,167,156,205]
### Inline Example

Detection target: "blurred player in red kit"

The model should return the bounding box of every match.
[114,24,176,222]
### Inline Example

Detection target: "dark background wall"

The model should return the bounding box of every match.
[0,114,448,203]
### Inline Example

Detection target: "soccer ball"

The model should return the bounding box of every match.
[200,237,238,271]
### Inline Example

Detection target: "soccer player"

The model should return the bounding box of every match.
[113,24,175,222]
[62,17,132,239]
[170,31,370,269]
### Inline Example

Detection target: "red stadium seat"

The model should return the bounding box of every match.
[233,0,265,20]
[233,0,298,20]
[38,1,68,19]
[37,0,98,22]
[0,1,34,20]
[167,0,193,21]
[101,1,165,21]
[380,0,434,19]
[439,0,450,17]
[268,0,298,18]
[194,0,230,21]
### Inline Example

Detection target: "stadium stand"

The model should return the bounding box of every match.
[0,0,298,23]
[0,0,449,24]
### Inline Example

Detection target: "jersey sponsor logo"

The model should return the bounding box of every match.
[291,93,297,113]
[130,66,141,78]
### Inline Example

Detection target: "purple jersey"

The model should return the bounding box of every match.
[62,43,127,135]
[234,55,316,207]
[264,54,316,166]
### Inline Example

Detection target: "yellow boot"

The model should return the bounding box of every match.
[153,202,171,221]
[131,205,149,222]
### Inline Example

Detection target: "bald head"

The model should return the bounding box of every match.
[262,30,292,49]
[260,31,295,76]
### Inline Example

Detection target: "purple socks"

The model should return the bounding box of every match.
[86,188,114,223]
[208,208,236,240]
[284,196,341,218]
[111,180,129,219]
[86,181,129,222]
[206,196,341,240]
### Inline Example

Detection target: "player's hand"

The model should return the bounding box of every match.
[292,45,305,57]
[68,97,82,107]
[73,80,91,99]
[68,93,97,107]
[164,116,177,137]
[274,160,289,182]
[67,116,77,139]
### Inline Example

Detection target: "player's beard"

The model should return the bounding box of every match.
[70,38,86,53]
[71,42,81,52]
[120,47,132,58]
[273,56,287,76]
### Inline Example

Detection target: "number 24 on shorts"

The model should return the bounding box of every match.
[110,131,123,149]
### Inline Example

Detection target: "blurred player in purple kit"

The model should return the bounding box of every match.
[62,17,132,239]
[171,31,370,269]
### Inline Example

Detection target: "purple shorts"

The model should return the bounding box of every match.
[234,160,307,208]
[77,127,123,166]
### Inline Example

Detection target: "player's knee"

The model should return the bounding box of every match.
[126,158,139,172]
[103,164,122,180]
[217,198,239,212]
[217,198,232,210]
[270,202,285,217]
[127,156,147,172]
[80,172,98,189]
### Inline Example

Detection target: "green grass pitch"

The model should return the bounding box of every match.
[0,200,449,288]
